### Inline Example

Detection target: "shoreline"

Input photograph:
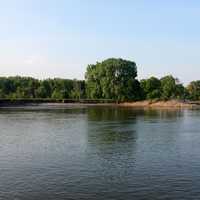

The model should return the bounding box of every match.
[119,100,199,108]
[0,99,199,108]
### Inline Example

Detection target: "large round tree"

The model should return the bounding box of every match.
[85,58,140,101]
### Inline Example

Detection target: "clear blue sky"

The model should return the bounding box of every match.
[0,0,200,84]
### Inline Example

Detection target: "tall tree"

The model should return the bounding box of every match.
[160,75,186,100]
[85,58,138,101]
[160,75,177,99]
[140,77,161,99]
[187,81,200,100]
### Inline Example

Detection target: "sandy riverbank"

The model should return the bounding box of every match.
[0,99,199,108]
[120,100,198,108]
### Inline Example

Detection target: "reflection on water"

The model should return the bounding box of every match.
[0,105,199,200]
[87,107,138,158]
[87,106,184,121]
[142,108,184,122]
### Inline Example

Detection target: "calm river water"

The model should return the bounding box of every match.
[0,105,200,200]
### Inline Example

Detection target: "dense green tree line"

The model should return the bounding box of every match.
[85,58,141,101]
[140,75,187,100]
[85,58,200,101]
[0,58,200,101]
[0,77,85,99]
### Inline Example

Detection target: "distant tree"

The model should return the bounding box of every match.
[0,76,85,100]
[130,79,144,100]
[35,85,48,98]
[187,81,200,100]
[140,77,161,99]
[70,80,85,99]
[85,58,138,101]
[160,75,177,99]
[160,75,187,100]
[51,88,64,99]
[175,84,187,100]
[0,64,193,102]
[85,63,103,99]
[0,89,5,98]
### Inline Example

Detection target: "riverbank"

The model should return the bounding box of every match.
[0,99,199,108]
[120,100,199,108]
[0,99,116,106]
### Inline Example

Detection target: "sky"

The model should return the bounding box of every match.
[0,0,200,84]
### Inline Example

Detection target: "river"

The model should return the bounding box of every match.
[0,105,200,200]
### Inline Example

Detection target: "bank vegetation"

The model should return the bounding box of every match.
[0,58,200,105]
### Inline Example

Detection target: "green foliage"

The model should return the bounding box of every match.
[0,77,85,100]
[0,58,194,102]
[187,81,200,100]
[140,77,161,99]
[175,84,187,100]
[140,75,188,100]
[0,76,39,99]
[85,58,140,101]
[160,75,186,100]
[70,80,85,99]
[160,75,177,99]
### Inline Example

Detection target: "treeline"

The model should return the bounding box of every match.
[0,58,200,101]
[85,58,199,101]
[0,77,85,99]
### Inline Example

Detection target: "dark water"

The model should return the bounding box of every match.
[0,105,200,200]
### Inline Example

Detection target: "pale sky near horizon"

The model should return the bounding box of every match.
[0,0,200,84]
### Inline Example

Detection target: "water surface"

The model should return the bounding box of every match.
[0,105,200,200]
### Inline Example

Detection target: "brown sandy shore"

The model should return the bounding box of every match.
[119,100,200,108]
[0,99,199,108]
